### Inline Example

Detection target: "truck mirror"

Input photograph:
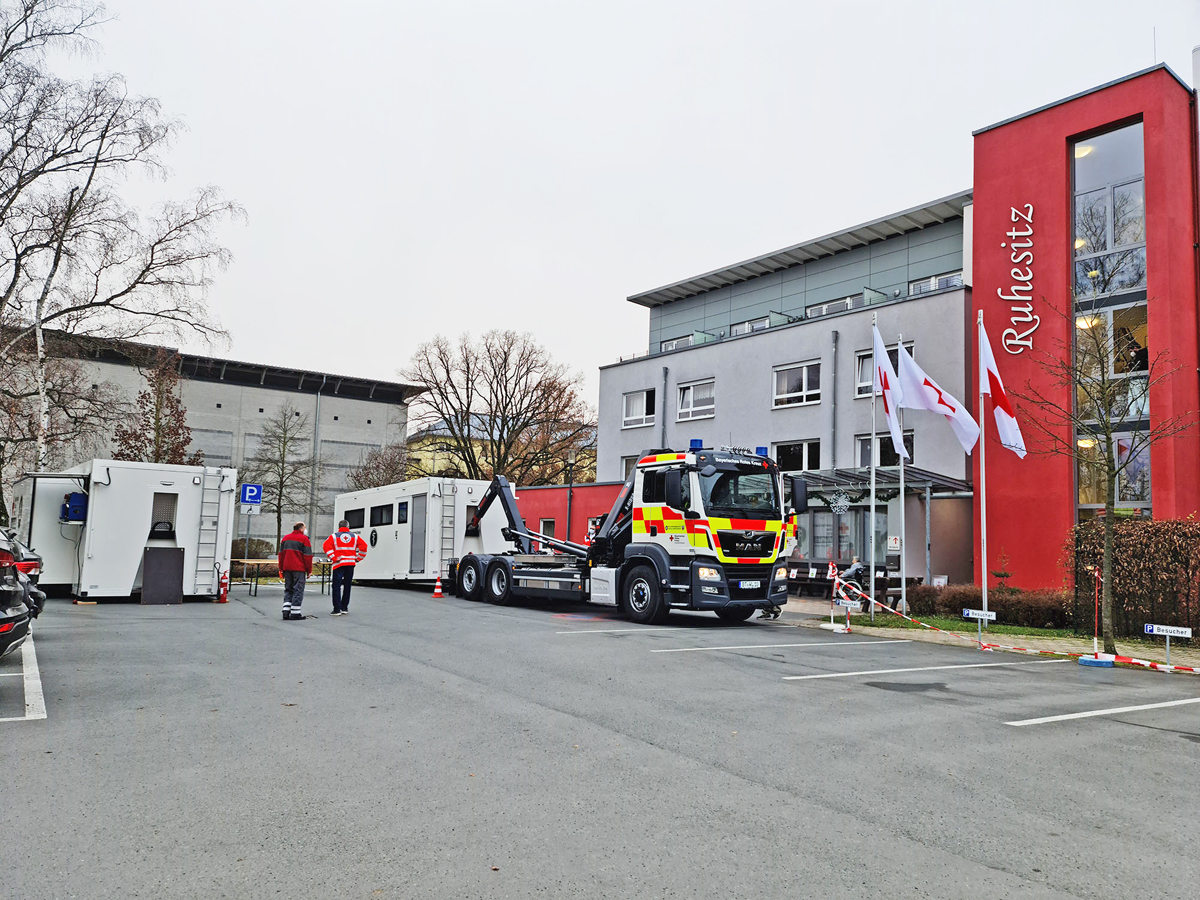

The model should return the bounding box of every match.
[664,469,684,510]
[700,464,717,477]
[789,476,808,514]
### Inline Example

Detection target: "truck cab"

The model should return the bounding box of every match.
[589,447,805,624]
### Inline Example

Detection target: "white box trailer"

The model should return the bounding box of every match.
[10,459,238,600]
[333,478,510,583]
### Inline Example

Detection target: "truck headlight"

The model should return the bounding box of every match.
[698,566,720,581]
[775,566,788,582]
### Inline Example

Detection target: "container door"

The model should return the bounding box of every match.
[409,494,427,574]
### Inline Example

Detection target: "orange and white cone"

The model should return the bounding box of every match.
[432,577,444,599]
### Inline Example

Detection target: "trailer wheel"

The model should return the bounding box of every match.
[715,607,754,623]
[485,560,513,605]
[623,565,669,625]
[458,556,484,602]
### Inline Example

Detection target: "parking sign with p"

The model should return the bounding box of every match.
[240,483,263,515]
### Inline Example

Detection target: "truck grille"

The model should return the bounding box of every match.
[724,563,775,600]
[716,531,775,558]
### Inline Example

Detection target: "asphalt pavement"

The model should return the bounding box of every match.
[2,583,1199,899]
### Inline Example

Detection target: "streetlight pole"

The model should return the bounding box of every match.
[565,449,577,543]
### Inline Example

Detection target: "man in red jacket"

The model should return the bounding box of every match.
[323,519,368,616]
[278,521,314,620]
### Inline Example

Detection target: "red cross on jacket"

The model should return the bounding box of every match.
[323,528,368,570]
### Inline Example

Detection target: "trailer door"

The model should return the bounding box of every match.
[409,493,427,574]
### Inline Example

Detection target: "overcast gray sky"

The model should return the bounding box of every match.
[54,0,1200,403]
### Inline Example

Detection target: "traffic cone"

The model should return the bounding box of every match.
[432,577,444,599]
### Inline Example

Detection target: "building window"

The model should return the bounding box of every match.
[621,456,639,480]
[677,379,715,420]
[1077,433,1150,511]
[774,361,821,407]
[343,508,365,529]
[805,293,863,320]
[908,271,963,296]
[661,335,694,352]
[856,343,912,397]
[623,389,656,428]
[1072,122,1146,302]
[775,440,820,473]
[369,504,394,527]
[856,432,915,467]
[1074,304,1149,423]
[730,317,769,337]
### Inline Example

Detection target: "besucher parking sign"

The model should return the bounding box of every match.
[1144,624,1192,638]
[240,483,263,505]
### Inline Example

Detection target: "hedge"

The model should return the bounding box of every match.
[903,584,1072,630]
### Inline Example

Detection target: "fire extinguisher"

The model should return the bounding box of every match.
[218,570,230,604]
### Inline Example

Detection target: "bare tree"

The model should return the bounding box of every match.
[241,401,320,549]
[403,330,596,486]
[111,348,201,465]
[345,443,410,491]
[0,331,121,522]
[0,1,241,466]
[1014,297,1192,654]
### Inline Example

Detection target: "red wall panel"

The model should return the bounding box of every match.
[972,67,1200,588]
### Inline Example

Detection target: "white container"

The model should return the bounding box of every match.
[11,459,238,599]
[332,477,511,582]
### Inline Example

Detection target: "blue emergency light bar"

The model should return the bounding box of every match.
[755,446,768,457]
[689,439,703,450]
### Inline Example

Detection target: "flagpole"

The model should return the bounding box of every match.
[978,310,988,621]
[869,313,877,621]
[898,331,906,616]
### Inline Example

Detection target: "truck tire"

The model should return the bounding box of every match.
[716,607,755,623]
[485,560,514,605]
[458,555,484,602]
[623,565,669,625]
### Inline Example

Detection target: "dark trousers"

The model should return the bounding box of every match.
[332,566,355,612]
[283,571,306,613]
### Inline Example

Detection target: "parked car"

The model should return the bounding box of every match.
[0,531,32,659]
[2,530,45,618]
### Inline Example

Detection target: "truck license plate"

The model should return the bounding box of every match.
[738,580,761,589]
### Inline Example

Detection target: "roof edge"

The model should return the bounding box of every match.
[973,63,1193,136]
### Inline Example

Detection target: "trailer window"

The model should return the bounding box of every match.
[344,508,365,529]
[396,502,408,524]
[370,504,393,527]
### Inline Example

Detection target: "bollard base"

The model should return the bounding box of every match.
[819,623,849,634]
[1079,656,1115,668]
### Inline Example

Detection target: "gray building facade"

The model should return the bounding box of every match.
[76,347,423,544]
[598,192,976,582]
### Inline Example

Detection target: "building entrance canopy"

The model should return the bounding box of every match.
[800,467,972,496]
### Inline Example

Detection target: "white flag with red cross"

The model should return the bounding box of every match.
[872,325,908,460]
[896,343,980,454]
[979,319,1027,458]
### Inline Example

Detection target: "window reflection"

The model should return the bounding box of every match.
[1074,189,1108,256]
[1072,123,1145,302]
[1073,123,1144,192]
[1113,180,1145,247]
[1073,248,1146,300]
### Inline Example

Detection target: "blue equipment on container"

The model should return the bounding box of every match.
[60,492,88,523]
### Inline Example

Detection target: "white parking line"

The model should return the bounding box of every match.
[556,627,689,635]
[0,635,46,723]
[1006,696,1200,727]
[782,659,1068,681]
[653,639,910,654]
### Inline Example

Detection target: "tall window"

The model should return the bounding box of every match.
[856,342,913,397]
[1073,122,1145,302]
[1074,304,1149,423]
[677,380,715,420]
[1077,434,1150,513]
[856,432,914,467]
[775,440,820,472]
[774,361,821,407]
[622,389,656,428]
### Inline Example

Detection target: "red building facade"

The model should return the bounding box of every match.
[972,65,1200,587]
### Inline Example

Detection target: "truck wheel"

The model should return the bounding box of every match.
[716,607,754,623]
[485,560,513,605]
[624,565,669,625]
[458,556,484,602]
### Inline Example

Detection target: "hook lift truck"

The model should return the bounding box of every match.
[448,446,808,624]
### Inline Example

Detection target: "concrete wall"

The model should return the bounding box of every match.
[80,358,407,544]
[647,219,964,353]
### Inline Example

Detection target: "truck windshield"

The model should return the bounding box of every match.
[697,468,780,519]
